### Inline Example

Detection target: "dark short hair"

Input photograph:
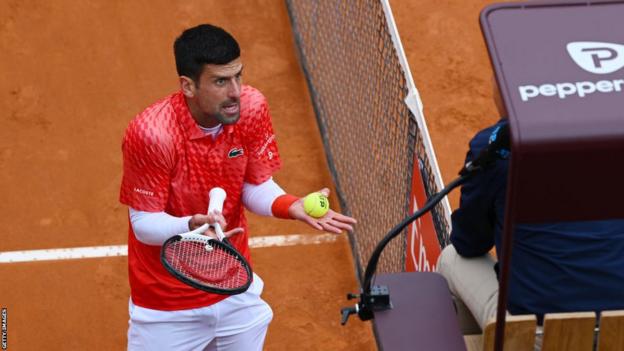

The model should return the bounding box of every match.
[173,24,240,82]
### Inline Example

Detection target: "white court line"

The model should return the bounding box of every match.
[0,233,340,263]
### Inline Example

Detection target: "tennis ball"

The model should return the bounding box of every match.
[303,192,330,218]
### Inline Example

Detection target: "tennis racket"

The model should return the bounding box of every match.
[160,187,252,295]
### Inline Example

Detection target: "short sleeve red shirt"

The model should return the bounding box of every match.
[119,85,281,310]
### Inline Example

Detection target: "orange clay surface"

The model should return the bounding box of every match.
[0,0,504,349]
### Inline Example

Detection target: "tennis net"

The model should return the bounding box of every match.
[286,0,451,280]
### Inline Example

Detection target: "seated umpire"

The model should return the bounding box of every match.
[436,86,624,332]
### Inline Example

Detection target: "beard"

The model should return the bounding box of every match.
[214,110,240,125]
[214,100,240,125]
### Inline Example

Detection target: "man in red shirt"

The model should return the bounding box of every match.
[120,24,356,350]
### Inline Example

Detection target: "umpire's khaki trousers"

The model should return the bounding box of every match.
[436,244,499,333]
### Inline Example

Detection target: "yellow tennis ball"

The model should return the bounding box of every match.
[303,192,330,218]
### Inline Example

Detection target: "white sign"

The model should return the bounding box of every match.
[567,41,624,75]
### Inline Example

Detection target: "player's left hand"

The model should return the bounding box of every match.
[288,188,357,234]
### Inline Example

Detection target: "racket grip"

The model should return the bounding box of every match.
[208,187,227,214]
[213,222,226,241]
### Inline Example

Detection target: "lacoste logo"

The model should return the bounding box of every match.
[133,187,154,197]
[228,148,244,158]
[567,41,624,74]
[257,134,276,156]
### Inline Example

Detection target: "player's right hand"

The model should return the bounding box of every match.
[188,211,243,239]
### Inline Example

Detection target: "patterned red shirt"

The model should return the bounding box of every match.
[120,85,281,310]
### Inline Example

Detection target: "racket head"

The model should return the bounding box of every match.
[160,234,252,295]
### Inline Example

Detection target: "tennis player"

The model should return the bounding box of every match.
[119,24,356,351]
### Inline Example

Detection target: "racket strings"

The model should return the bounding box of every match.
[165,240,248,289]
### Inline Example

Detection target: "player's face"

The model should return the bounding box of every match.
[186,58,243,127]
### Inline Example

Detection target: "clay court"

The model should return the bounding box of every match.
[0,0,500,349]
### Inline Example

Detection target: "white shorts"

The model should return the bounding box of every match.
[128,273,273,351]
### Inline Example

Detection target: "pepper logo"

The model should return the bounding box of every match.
[228,147,244,158]
[567,41,624,75]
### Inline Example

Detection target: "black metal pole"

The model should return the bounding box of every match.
[361,174,469,296]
